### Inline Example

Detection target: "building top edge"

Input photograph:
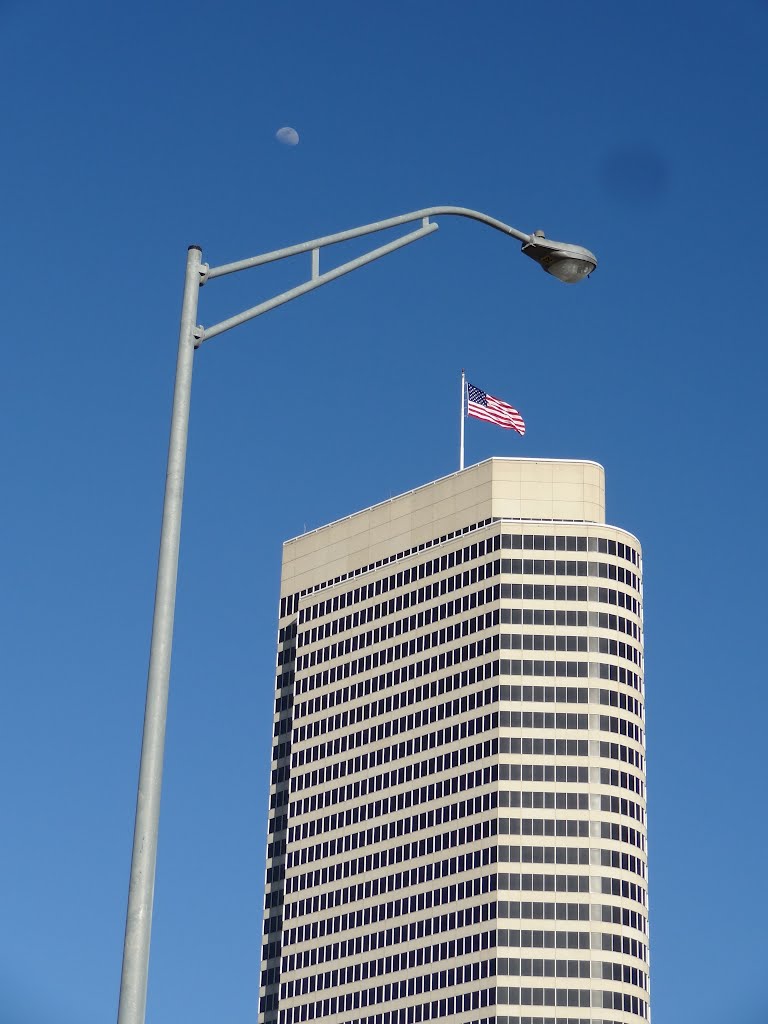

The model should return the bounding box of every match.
[284,457,605,548]
[291,516,642,599]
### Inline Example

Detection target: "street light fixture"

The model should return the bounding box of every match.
[116,205,597,1024]
[521,230,598,283]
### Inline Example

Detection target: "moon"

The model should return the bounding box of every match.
[276,126,300,146]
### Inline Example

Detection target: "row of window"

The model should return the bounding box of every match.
[286,790,495,864]
[500,847,645,881]
[273,690,294,718]
[288,761,493,856]
[280,957,647,1005]
[498,900,647,934]
[297,598,639,658]
[498,928,647,961]
[500,817,646,854]
[496,1017,626,1024]
[501,741,647,770]
[289,749,492,806]
[284,868,646,928]
[500,790,645,826]
[274,955,617,999]
[274,985,647,1024]
[280,950,495,1000]
[275,779,647,856]
[294,607,500,670]
[286,788,497,847]
[499,873,646,907]
[502,639,642,674]
[294,608,642,677]
[288,736,493,833]
[282,883,496,942]
[284,760,644,833]
[292,643,495,722]
[272,985,499,1023]
[291,708,497,769]
[264,897,651,958]
[292,673,644,734]
[273,1007,635,1024]
[289,526,640,615]
[287,762,493,819]
[505,533,638,561]
[286,816,491,871]
[286,599,641,688]
[277,784,646,851]
[284,843,492,898]
[500,959,647,988]
[500,661,643,693]
[279,896,648,952]
[506,559,640,591]
[500,709,643,734]
[282,816,644,884]
[287,769,648,847]
[287,584,642,695]
[289,647,644,708]
[276,926,647,985]
[274,1008,488,1024]
[291,708,643,773]
[286,733,643,794]
[515,763,645,801]
[296,633,500,695]
[285,732,643,796]
[293,669,642,750]
[292,679,497,745]
[287,757,644,825]
[503,686,644,715]
[280,928,494,977]
[297,588,500,651]
[284,843,644,904]
[269,736,292,768]
[515,608,640,635]
[282,900,494,953]
[498,989,647,1014]
[296,574,500,648]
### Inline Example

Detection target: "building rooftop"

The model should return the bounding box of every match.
[282,457,606,594]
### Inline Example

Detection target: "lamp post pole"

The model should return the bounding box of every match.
[117,207,597,1024]
[117,245,204,1024]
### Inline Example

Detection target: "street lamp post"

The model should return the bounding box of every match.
[116,206,597,1024]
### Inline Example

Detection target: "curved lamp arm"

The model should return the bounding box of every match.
[196,206,597,346]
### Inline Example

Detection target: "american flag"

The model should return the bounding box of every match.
[466,382,526,435]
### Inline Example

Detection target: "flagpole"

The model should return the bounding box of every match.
[459,368,465,471]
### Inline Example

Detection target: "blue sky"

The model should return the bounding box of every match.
[1,2,767,1022]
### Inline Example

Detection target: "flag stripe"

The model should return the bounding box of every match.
[466,382,525,435]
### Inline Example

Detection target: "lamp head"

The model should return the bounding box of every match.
[521,231,597,283]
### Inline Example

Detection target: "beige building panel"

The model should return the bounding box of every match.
[518,461,560,484]
[281,458,608,592]
[518,480,561,502]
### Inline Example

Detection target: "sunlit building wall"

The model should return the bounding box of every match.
[260,458,649,1024]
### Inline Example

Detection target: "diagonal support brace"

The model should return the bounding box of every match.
[197,221,439,346]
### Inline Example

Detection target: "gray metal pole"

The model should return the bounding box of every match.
[117,245,203,1024]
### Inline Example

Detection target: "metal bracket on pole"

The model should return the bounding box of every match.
[192,326,205,348]
[198,221,440,345]
[198,264,209,286]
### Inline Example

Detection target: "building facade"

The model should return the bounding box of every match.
[260,458,649,1024]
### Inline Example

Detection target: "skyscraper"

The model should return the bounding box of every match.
[260,458,648,1024]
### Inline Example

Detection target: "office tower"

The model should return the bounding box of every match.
[260,458,649,1024]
